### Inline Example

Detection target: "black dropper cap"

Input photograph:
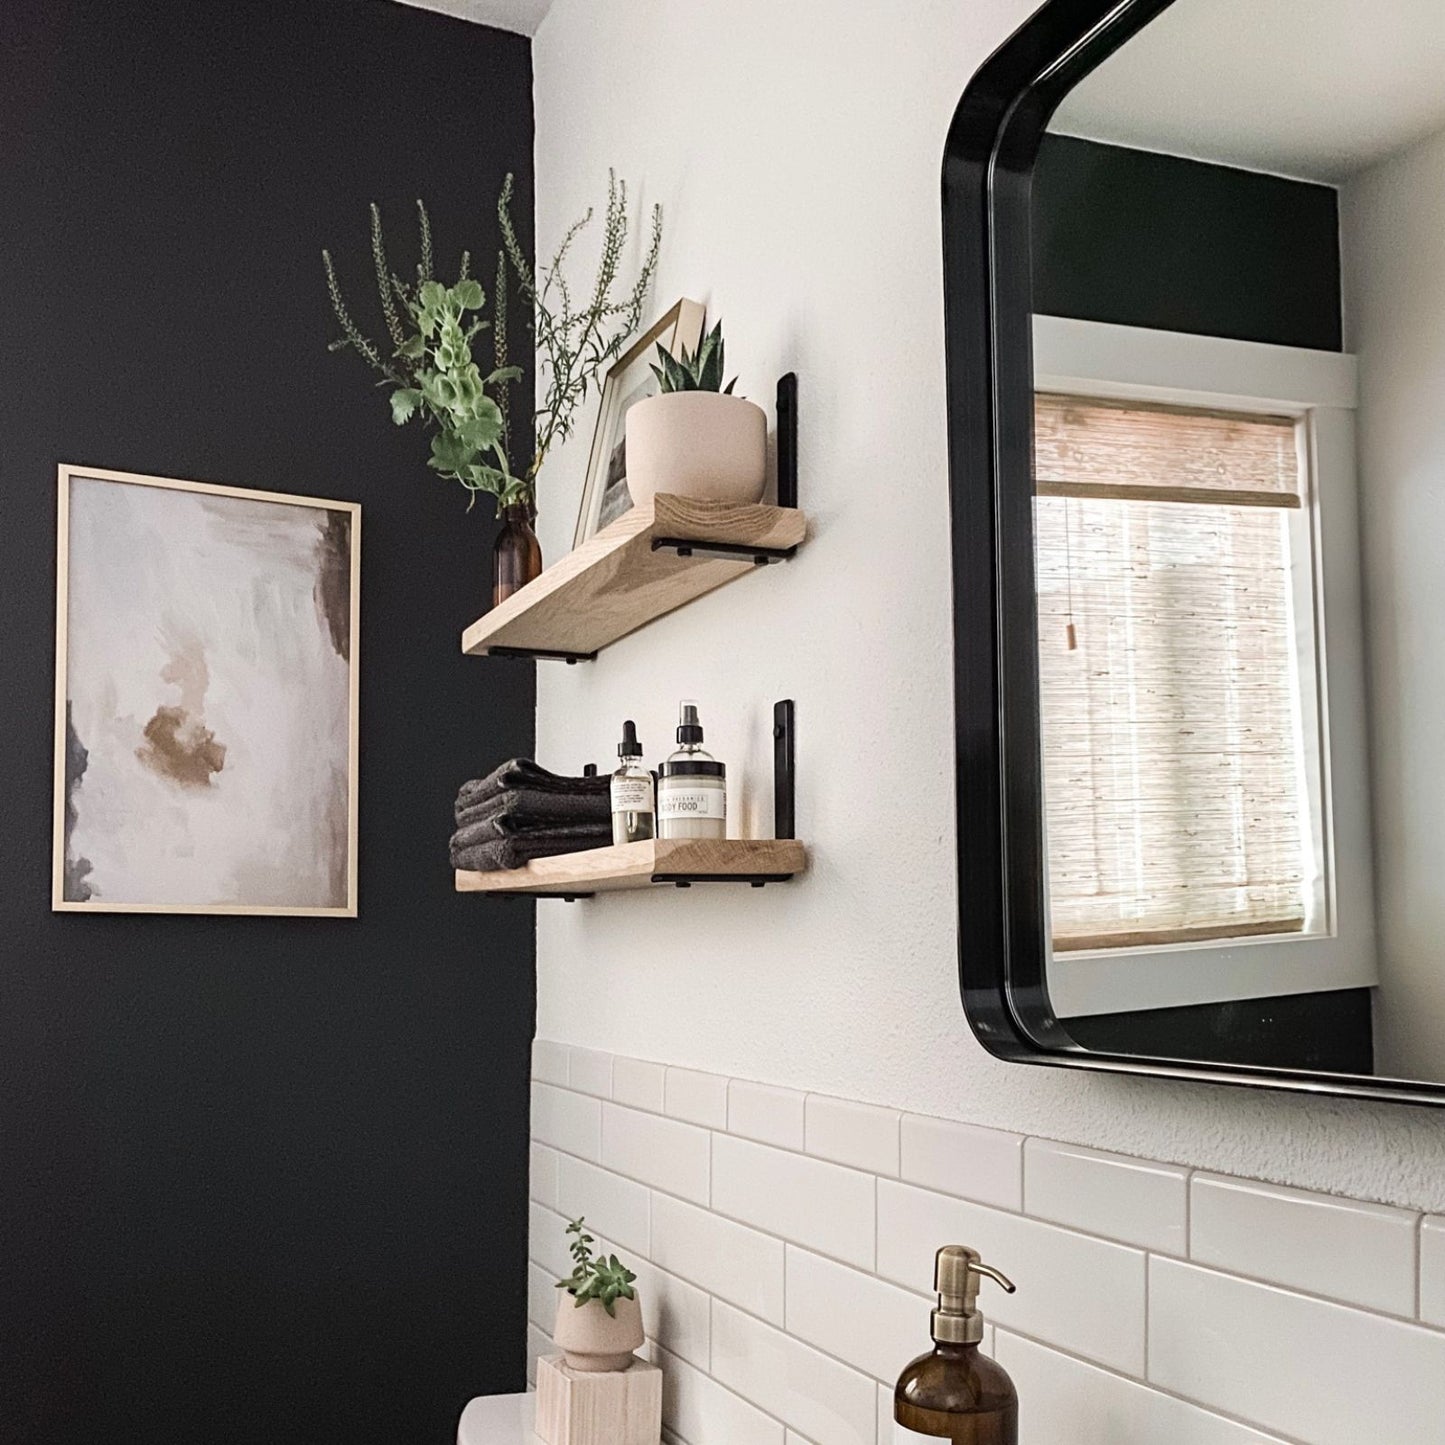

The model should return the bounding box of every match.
[676,702,704,745]
[618,719,643,758]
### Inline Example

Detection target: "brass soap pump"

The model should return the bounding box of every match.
[894,1245,1018,1444]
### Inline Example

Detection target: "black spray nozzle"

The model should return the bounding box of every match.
[676,701,703,745]
[618,719,643,758]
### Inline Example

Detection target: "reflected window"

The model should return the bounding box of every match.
[1033,394,1326,953]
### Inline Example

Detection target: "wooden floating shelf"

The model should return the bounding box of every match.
[455,837,807,898]
[461,494,807,662]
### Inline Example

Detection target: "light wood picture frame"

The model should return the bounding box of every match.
[53,464,361,917]
[572,297,706,548]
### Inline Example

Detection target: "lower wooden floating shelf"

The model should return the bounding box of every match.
[455,837,807,898]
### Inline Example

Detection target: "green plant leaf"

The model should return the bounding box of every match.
[452,278,484,310]
[395,334,425,359]
[485,365,524,385]
[390,388,421,425]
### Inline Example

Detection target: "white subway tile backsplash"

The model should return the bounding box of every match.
[531,1081,600,1161]
[657,1344,786,1445]
[1024,1138,1187,1255]
[629,1255,712,1371]
[666,1067,731,1128]
[1148,1257,1445,1445]
[712,1300,877,1445]
[1423,1216,1445,1327]
[900,1114,1023,1212]
[529,1050,1443,1445]
[525,1324,552,1387]
[528,1261,556,1333]
[557,1153,650,1256]
[729,1079,807,1151]
[530,1142,559,1209]
[713,1133,876,1269]
[877,1179,1146,1375]
[602,1101,711,1203]
[532,1038,569,1086]
[568,1046,614,1098]
[529,1200,572,1283]
[805,1095,900,1176]
[613,1056,667,1113]
[785,1245,924,1382]
[652,1192,787,1325]
[995,1331,1286,1445]
[1190,1173,1418,1316]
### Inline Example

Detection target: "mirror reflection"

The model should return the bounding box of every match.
[1031,0,1445,1080]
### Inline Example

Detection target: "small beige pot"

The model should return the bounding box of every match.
[626,391,768,508]
[552,1291,645,1373]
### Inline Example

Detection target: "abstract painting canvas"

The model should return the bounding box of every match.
[53,465,360,916]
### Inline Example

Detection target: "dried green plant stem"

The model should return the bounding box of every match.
[498,168,662,487]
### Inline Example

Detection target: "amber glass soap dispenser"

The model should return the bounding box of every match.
[894,1245,1018,1444]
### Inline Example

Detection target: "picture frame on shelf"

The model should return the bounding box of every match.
[572,297,706,548]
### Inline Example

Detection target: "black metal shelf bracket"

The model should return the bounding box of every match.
[487,644,597,665]
[650,536,798,566]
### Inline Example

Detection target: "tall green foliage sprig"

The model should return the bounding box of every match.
[323,201,524,508]
[323,173,662,517]
[496,169,662,487]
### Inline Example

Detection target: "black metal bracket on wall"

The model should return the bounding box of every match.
[649,372,801,566]
[488,644,597,665]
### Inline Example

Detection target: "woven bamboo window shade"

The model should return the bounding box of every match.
[1034,393,1309,953]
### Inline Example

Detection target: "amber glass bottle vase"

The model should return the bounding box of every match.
[491,502,541,609]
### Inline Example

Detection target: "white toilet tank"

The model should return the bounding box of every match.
[456,1392,536,1445]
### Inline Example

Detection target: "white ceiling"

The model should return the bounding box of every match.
[1052,0,1445,182]
[393,0,552,38]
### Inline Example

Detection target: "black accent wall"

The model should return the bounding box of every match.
[0,3,535,1441]
[1033,134,1343,351]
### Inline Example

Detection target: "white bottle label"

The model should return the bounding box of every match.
[894,1426,942,1442]
[611,777,654,813]
[658,787,726,820]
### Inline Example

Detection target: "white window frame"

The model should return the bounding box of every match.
[1034,315,1378,1017]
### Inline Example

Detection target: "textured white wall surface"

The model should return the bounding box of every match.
[1342,125,1445,1081]
[529,0,1445,1212]
[529,1045,1445,1445]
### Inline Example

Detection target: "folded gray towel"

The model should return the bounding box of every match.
[451,823,615,873]
[454,786,610,832]
[457,759,610,813]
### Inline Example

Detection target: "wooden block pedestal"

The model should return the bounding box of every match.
[535,1354,662,1445]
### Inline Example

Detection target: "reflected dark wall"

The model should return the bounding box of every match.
[0,2,536,1441]
[1034,134,1343,350]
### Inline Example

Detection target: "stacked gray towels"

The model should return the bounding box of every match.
[450,759,613,872]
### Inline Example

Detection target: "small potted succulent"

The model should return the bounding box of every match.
[552,1217,644,1373]
[625,320,767,508]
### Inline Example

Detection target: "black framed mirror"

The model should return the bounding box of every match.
[944,0,1445,1105]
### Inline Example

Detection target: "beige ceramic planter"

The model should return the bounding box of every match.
[626,391,768,508]
[552,1291,645,1372]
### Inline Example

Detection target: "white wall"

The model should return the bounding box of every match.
[1342,124,1445,1080]
[530,0,1445,1211]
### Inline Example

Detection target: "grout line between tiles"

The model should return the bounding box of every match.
[1416,1213,1425,1320]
